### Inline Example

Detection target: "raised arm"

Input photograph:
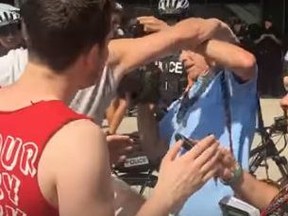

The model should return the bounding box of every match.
[107,18,223,79]
[197,39,256,81]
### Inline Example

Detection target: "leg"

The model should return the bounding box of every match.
[106,97,120,128]
[109,93,130,134]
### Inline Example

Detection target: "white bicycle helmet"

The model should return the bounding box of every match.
[0,3,20,28]
[158,0,190,16]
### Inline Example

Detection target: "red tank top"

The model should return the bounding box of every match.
[0,100,89,216]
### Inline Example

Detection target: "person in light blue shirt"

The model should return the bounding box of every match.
[138,38,258,216]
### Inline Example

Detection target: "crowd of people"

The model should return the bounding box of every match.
[1,0,288,215]
[227,16,285,97]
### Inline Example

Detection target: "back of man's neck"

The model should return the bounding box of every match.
[12,62,78,105]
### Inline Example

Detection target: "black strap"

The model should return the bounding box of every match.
[256,94,265,132]
[220,72,234,155]
[176,71,234,154]
[176,87,201,125]
[176,72,213,126]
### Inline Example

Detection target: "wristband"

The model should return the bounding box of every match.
[221,162,243,186]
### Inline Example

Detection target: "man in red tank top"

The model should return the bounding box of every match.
[0,0,223,215]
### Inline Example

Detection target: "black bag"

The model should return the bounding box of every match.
[133,63,161,104]
[117,63,161,105]
[117,70,143,98]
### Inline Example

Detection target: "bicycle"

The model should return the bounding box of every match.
[249,114,288,187]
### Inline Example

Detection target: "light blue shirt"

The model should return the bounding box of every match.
[159,69,258,216]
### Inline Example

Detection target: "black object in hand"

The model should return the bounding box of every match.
[174,133,197,150]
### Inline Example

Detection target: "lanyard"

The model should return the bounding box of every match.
[220,71,234,156]
[175,70,234,155]
[176,70,214,126]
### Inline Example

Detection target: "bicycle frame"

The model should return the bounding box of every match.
[249,119,288,186]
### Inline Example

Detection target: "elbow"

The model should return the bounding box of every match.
[206,18,222,30]
[242,53,256,70]
[195,18,222,44]
[239,52,257,79]
[208,18,222,27]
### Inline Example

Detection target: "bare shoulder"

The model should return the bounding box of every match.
[40,119,113,215]
[48,119,108,161]
[54,119,103,141]
[41,118,109,180]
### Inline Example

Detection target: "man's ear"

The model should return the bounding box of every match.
[85,44,100,70]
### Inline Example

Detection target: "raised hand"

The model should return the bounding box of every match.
[217,148,238,182]
[153,135,221,212]
[106,134,135,165]
[137,16,169,33]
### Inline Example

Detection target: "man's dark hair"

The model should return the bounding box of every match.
[21,0,112,71]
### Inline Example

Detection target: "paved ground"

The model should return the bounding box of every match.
[111,98,287,184]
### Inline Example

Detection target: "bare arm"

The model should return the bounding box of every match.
[137,16,170,33]
[198,39,256,81]
[137,104,168,163]
[108,18,223,79]
[51,120,114,216]
[232,172,279,210]
[219,149,279,211]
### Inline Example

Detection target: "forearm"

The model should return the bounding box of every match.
[108,98,129,134]
[113,177,146,216]
[198,39,256,81]
[232,172,279,210]
[137,104,167,163]
[136,194,170,216]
